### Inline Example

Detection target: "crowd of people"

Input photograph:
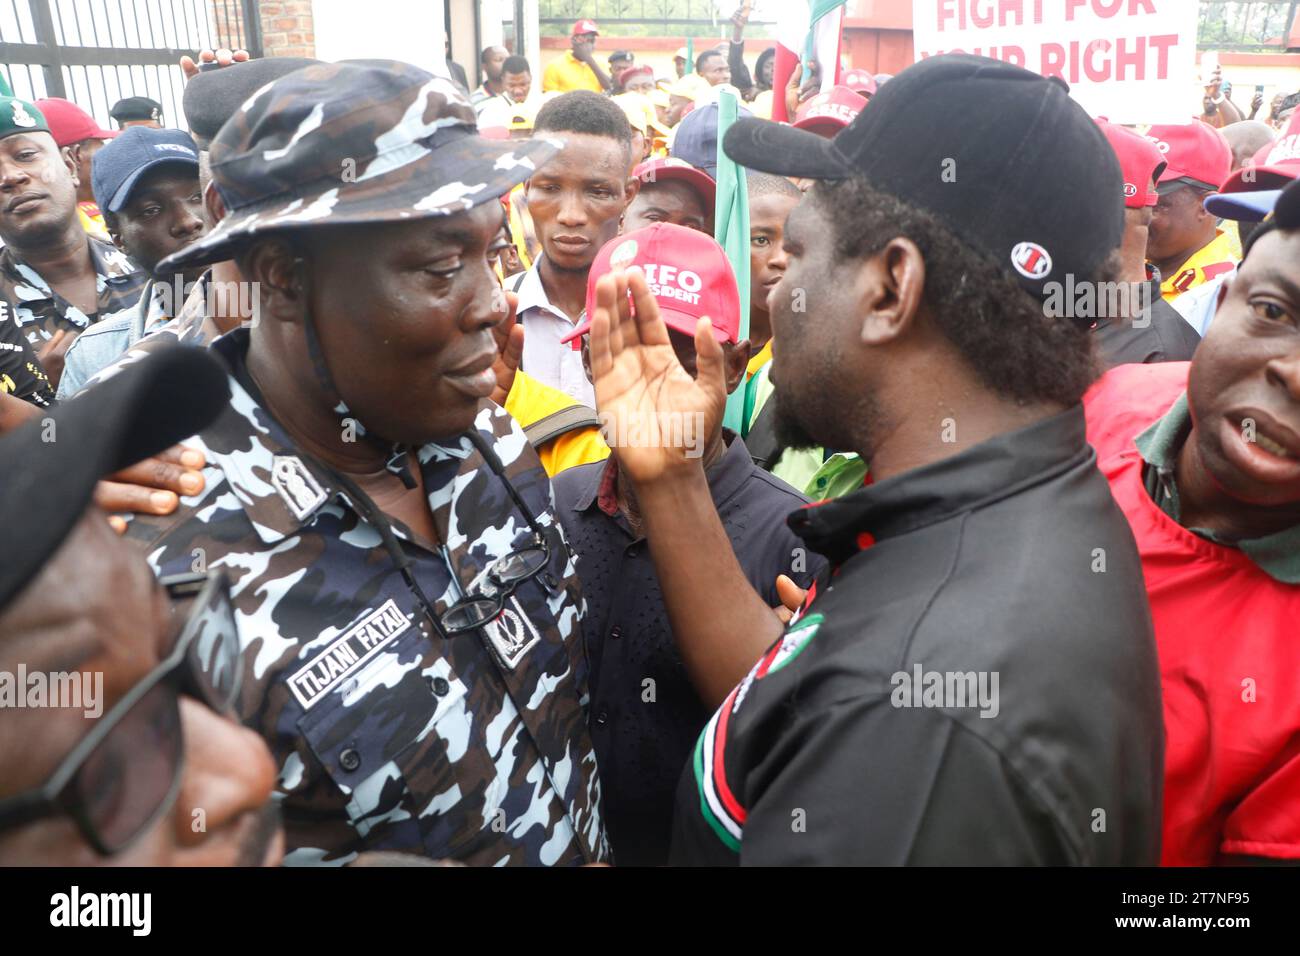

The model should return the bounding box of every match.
[0,16,1298,869]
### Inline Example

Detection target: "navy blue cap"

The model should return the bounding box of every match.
[670,100,752,178]
[91,126,200,213]
[1205,188,1284,223]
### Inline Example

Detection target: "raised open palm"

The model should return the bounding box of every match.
[588,268,727,483]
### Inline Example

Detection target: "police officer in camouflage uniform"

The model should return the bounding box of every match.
[121,61,606,865]
[0,94,145,405]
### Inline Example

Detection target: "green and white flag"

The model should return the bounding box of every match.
[714,86,750,435]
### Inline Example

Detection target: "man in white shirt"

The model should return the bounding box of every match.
[513,92,640,406]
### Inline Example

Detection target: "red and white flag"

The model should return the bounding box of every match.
[770,1,847,123]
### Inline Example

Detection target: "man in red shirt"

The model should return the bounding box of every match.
[1085,176,1300,865]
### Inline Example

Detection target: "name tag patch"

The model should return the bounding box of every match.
[288,600,411,710]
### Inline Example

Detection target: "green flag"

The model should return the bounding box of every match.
[686,37,695,75]
[713,87,750,435]
[0,71,12,98]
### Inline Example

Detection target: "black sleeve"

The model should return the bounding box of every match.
[739,699,1073,865]
[728,41,754,95]
[0,312,54,407]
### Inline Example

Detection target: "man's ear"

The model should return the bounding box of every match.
[623,172,641,208]
[60,145,79,187]
[203,179,226,226]
[857,237,925,346]
[723,338,752,395]
[242,237,306,324]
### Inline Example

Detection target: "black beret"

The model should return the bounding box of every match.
[110,96,163,124]
[182,57,320,147]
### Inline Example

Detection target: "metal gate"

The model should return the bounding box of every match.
[0,0,262,131]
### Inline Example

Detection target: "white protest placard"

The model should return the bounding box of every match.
[912,0,1199,124]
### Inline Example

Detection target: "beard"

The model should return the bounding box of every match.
[770,367,884,467]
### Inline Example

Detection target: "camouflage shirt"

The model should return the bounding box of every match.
[123,328,607,866]
[0,235,145,406]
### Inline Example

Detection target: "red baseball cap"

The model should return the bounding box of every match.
[1143,121,1231,192]
[841,69,878,98]
[34,97,117,148]
[634,157,717,212]
[572,19,599,36]
[1218,111,1299,193]
[1095,119,1165,208]
[793,86,868,138]
[562,223,740,345]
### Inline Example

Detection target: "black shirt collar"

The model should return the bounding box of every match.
[791,406,1092,565]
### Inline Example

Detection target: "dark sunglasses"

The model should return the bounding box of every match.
[0,570,240,856]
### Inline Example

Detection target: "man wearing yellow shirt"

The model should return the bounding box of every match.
[1144,121,1238,300]
[543,20,612,94]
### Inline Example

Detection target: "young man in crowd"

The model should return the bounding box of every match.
[118,62,606,866]
[623,156,715,235]
[553,224,822,866]
[1084,176,1300,864]
[1092,120,1201,367]
[587,54,1164,865]
[543,20,612,94]
[515,91,640,406]
[695,50,732,89]
[1144,121,1238,300]
[35,96,119,237]
[743,172,800,370]
[476,56,536,129]
[0,95,144,405]
[57,127,206,397]
[0,347,282,867]
[471,45,510,111]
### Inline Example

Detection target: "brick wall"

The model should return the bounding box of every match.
[258,0,317,58]
[206,1,316,59]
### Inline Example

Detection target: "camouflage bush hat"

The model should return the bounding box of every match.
[160,61,563,270]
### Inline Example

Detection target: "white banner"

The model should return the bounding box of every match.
[912,0,1199,124]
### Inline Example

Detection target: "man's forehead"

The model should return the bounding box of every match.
[0,131,56,152]
[641,179,703,207]
[1242,227,1300,282]
[538,137,628,176]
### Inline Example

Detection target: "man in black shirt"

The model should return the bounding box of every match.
[553,223,822,865]
[585,55,1164,865]
[1091,120,1200,367]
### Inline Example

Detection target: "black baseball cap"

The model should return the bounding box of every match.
[722,54,1124,299]
[0,347,230,612]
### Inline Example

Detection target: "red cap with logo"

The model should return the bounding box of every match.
[33,97,117,148]
[1095,119,1165,208]
[572,19,599,36]
[1143,120,1232,192]
[633,156,717,212]
[1218,110,1300,193]
[562,223,740,345]
[841,69,878,98]
[793,85,868,138]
